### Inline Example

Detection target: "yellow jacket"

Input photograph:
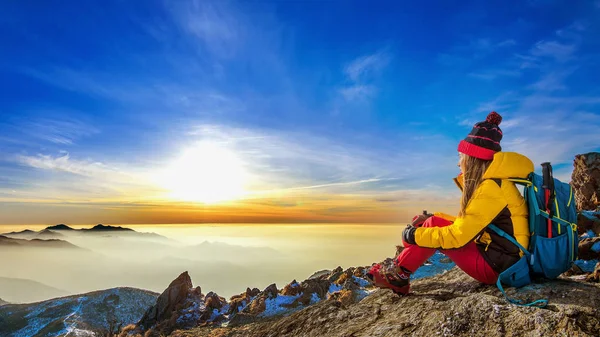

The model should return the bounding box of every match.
[414,152,534,272]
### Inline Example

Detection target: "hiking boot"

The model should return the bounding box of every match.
[366,263,410,295]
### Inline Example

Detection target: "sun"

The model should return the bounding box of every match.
[158,142,248,203]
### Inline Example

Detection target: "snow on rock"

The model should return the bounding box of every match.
[259,294,302,317]
[581,229,596,239]
[2,288,156,337]
[581,210,600,221]
[328,283,342,294]
[352,275,370,288]
[309,293,320,305]
[412,251,456,280]
[574,259,600,273]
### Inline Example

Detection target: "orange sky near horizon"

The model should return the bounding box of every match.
[0,190,461,226]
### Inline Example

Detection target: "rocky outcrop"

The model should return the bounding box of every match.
[138,271,193,329]
[572,152,600,211]
[135,271,228,337]
[578,211,600,236]
[228,274,348,327]
[578,237,600,260]
[228,287,260,316]
[176,268,600,337]
[587,262,600,282]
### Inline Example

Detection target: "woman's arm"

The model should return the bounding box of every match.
[433,212,457,222]
[407,179,507,249]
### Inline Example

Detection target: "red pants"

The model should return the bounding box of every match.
[396,216,499,284]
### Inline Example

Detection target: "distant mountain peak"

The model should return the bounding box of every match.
[12,229,35,234]
[45,224,74,231]
[36,229,64,238]
[89,224,134,232]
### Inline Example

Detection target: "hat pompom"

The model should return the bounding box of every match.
[486,111,502,125]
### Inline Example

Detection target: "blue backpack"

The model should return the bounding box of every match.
[488,162,579,307]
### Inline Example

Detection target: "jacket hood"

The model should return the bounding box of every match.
[482,152,534,180]
[453,152,534,190]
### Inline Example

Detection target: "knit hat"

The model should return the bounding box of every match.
[457,111,503,160]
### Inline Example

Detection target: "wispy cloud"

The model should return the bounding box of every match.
[338,49,391,102]
[183,124,455,196]
[475,93,600,167]
[11,152,161,202]
[527,69,574,92]
[344,50,390,82]
[530,40,577,62]
[13,115,99,145]
[517,22,584,68]
[472,91,519,114]
[16,153,113,177]
[164,0,243,58]
[468,21,599,172]
[338,85,376,101]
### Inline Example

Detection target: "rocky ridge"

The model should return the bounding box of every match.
[126,252,456,337]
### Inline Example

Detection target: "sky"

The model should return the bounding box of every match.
[1,0,600,225]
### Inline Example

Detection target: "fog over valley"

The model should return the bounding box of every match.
[0,223,403,303]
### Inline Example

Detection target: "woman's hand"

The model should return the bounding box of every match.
[402,225,417,245]
[410,213,432,227]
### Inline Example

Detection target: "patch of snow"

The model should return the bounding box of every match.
[412,251,456,280]
[581,229,596,239]
[219,303,230,315]
[352,276,370,288]
[581,211,599,221]
[14,298,71,337]
[208,309,220,322]
[309,293,321,305]
[328,283,342,294]
[574,259,599,273]
[176,298,205,325]
[355,289,370,302]
[237,300,247,313]
[259,294,302,317]
[55,296,85,337]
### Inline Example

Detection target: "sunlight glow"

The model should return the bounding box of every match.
[159,142,248,203]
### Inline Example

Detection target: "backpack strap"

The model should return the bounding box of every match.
[487,224,548,308]
[487,225,530,258]
[495,277,548,308]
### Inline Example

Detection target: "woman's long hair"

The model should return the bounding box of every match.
[458,154,492,217]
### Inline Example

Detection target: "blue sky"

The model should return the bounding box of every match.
[1,0,600,224]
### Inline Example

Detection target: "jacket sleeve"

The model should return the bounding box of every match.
[414,179,507,249]
[433,212,457,222]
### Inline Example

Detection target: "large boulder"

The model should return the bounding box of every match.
[204,292,227,311]
[571,152,600,211]
[135,272,227,336]
[281,280,302,296]
[577,211,600,236]
[228,287,259,316]
[138,271,193,329]
[578,237,600,260]
[587,262,600,282]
